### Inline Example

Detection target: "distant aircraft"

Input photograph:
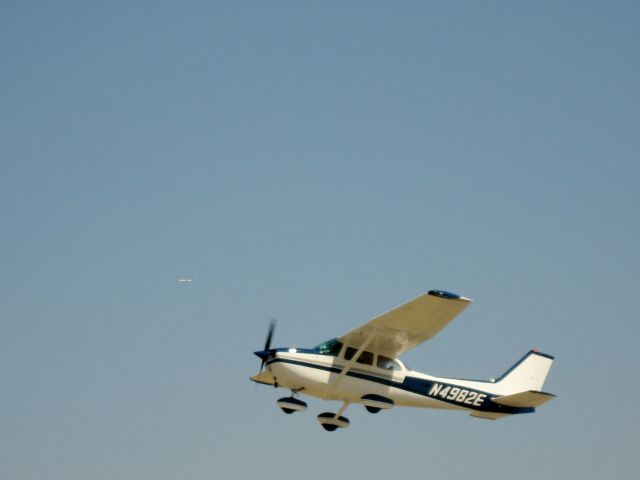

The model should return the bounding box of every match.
[251,290,555,431]
[177,277,193,283]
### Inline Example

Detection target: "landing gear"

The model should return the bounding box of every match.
[317,413,350,431]
[316,402,350,432]
[274,396,354,431]
[361,394,394,414]
[277,396,308,414]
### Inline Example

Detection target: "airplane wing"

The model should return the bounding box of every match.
[339,290,472,358]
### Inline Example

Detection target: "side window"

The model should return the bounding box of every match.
[377,355,399,371]
[356,350,374,365]
[344,347,373,365]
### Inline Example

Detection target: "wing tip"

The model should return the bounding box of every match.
[529,349,555,361]
[428,290,473,302]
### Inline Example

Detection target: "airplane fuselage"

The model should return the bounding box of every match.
[263,348,532,419]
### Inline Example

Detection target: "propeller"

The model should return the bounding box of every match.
[255,319,277,374]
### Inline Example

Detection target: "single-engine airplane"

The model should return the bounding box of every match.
[251,290,555,431]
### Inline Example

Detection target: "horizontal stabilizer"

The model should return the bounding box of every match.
[250,371,276,386]
[492,390,556,408]
[470,411,511,420]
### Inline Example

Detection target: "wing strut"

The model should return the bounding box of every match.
[332,330,376,387]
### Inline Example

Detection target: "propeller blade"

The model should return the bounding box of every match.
[264,319,276,351]
[258,319,277,374]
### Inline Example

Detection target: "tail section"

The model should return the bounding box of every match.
[469,350,555,420]
[495,350,554,392]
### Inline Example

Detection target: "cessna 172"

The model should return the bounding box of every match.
[251,290,555,431]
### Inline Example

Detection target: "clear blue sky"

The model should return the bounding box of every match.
[1,1,638,479]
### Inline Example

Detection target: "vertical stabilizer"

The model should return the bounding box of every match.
[496,350,554,392]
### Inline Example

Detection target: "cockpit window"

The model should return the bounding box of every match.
[315,338,343,356]
[344,346,357,360]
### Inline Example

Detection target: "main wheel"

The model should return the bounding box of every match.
[317,412,350,431]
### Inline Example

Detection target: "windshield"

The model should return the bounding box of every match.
[314,338,343,356]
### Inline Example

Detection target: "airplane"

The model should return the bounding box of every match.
[177,277,193,283]
[251,290,555,431]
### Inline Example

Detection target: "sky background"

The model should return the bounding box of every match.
[1,1,639,479]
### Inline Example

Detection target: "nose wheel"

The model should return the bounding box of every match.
[277,396,308,414]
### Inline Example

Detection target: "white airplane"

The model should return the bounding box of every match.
[177,277,193,283]
[251,290,555,431]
